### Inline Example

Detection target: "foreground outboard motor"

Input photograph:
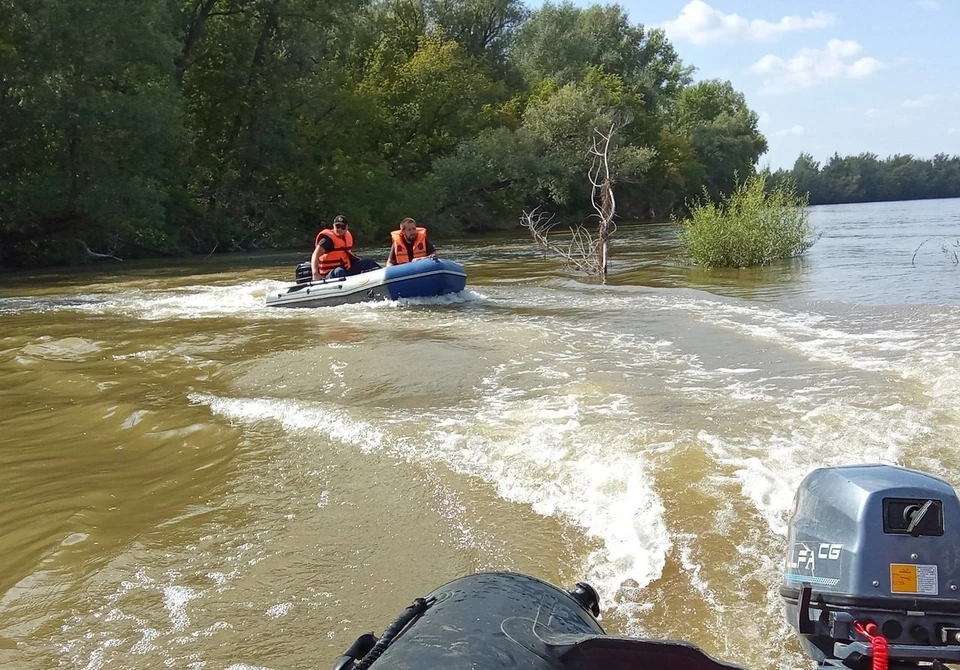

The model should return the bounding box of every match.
[782,464,960,669]
[333,572,742,670]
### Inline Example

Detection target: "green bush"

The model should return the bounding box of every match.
[677,174,818,267]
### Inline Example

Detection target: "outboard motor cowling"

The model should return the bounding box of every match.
[782,464,960,668]
[295,261,312,284]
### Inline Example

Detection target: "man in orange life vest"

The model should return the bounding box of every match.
[310,215,380,280]
[386,217,437,266]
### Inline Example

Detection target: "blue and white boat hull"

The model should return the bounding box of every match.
[265,258,467,308]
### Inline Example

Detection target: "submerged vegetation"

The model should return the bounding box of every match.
[677,174,817,268]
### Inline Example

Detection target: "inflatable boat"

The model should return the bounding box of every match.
[332,572,740,670]
[266,258,467,308]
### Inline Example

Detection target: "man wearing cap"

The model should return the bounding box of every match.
[310,215,380,280]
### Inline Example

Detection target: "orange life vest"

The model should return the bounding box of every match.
[390,227,428,264]
[315,229,354,273]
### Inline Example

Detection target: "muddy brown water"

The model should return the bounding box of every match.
[2,198,959,669]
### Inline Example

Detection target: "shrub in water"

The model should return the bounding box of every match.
[677,174,818,267]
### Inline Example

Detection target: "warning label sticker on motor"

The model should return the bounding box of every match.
[890,564,938,595]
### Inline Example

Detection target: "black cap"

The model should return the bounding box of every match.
[333,214,347,224]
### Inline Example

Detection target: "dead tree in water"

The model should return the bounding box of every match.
[521,124,618,282]
[911,237,960,265]
[75,239,123,261]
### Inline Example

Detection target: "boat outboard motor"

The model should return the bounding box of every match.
[295,261,312,284]
[782,464,960,669]
[333,571,743,670]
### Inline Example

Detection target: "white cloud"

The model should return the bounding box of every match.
[758,110,772,124]
[902,94,941,108]
[949,128,960,135]
[918,0,941,10]
[848,57,885,78]
[661,1,834,45]
[749,40,886,94]
[775,125,809,137]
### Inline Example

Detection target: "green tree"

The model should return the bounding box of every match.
[790,153,821,202]
[776,151,960,205]
[432,67,657,229]
[672,79,768,199]
[178,0,374,249]
[431,127,567,229]
[430,0,528,70]
[0,0,186,266]
[359,33,507,176]
[514,1,691,111]
[643,129,704,217]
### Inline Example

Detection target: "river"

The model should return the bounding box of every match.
[1,198,958,669]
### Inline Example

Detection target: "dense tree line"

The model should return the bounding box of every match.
[0,0,768,267]
[766,153,960,206]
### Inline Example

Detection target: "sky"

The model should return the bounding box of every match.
[550,0,960,170]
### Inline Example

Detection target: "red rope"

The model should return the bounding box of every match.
[855,621,889,670]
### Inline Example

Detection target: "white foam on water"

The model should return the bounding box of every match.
[3,281,276,320]
[518,291,960,652]
[163,585,199,632]
[373,288,485,307]
[654,294,936,377]
[186,286,958,631]
[191,283,957,646]
[662,333,952,667]
[24,274,958,670]
[419,390,671,601]
[120,409,148,429]
[687,370,934,548]
[6,278,485,322]
[95,281,290,321]
[265,603,293,619]
[191,394,385,454]
[57,539,266,669]
[206,572,229,588]
[194,387,671,608]
[129,627,160,654]
[674,532,722,611]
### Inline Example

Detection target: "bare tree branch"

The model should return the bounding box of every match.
[520,124,620,281]
[76,239,122,261]
[588,123,617,278]
[912,237,960,266]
